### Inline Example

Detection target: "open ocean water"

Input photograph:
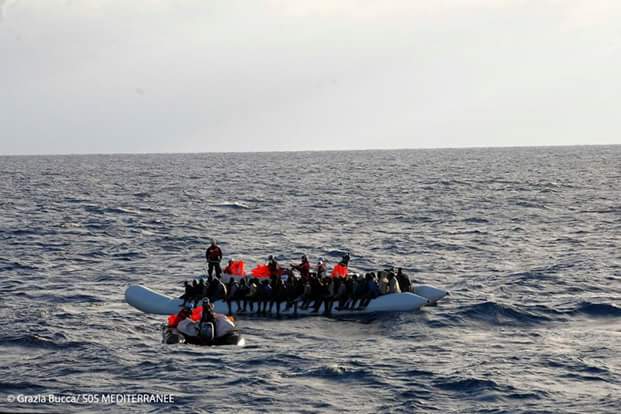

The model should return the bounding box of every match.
[0,146,620,413]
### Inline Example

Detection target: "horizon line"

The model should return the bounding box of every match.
[0,142,618,157]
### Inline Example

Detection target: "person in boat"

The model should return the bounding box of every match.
[361,273,381,308]
[396,268,411,292]
[317,257,327,278]
[210,277,227,302]
[244,278,258,313]
[284,274,301,315]
[226,278,240,315]
[312,277,330,313]
[189,279,201,305]
[169,306,191,328]
[198,299,217,338]
[180,281,192,305]
[291,255,311,278]
[269,273,285,316]
[258,279,272,315]
[323,277,337,315]
[388,271,401,294]
[236,278,249,313]
[356,274,372,309]
[345,274,359,309]
[378,271,390,295]
[300,277,313,310]
[197,278,207,301]
[267,255,282,278]
[335,276,348,310]
[205,239,223,278]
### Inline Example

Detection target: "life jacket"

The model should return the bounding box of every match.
[225,260,246,276]
[167,314,180,327]
[191,306,204,321]
[168,309,189,327]
[251,264,271,278]
[331,263,348,277]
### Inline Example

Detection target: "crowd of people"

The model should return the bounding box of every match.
[179,241,415,316]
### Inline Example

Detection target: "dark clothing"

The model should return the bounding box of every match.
[397,272,411,293]
[206,245,223,277]
[180,282,192,304]
[292,261,311,278]
[208,262,222,278]
[268,259,280,277]
[206,245,223,262]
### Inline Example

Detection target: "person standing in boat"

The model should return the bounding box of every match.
[206,239,223,278]
[267,255,281,278]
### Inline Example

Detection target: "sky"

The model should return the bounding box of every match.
[1,0,620,155]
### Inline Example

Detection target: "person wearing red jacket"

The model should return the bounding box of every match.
[205,240,223,278]
[291,255,311,278]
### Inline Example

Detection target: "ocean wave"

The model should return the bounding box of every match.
[2,148,621,413]
[433,377,502,393]
[0,334,90,351]
[456,301,553,325]
[569,302,621,318]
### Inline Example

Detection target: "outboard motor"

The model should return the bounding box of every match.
[198,322,215,341]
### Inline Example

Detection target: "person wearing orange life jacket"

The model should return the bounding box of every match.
[205,239,223,278]
[168,307,191,328]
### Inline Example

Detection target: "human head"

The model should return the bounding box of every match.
[211,239,216,246]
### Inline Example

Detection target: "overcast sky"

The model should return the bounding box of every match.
[1,0,620,155]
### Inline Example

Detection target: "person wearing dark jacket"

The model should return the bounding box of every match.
[284,276,301,315]
[180,281,192,305]
[269,274,285,316]
[226,278,240,315]
[258,279,272,315]
[190,279,200,305]
[396,268,411,293]
[267,255,281,278]
[205,240,223,278]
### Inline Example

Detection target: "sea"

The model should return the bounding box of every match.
[1,146,620,413]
